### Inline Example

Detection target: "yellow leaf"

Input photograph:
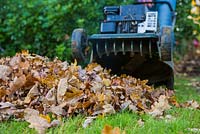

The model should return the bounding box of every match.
[97,93,105,102]
[21,50,29,55]
[64,87,83,99]
[39,114,51,123]
[103,79,111,87]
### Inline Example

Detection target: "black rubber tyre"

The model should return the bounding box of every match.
[166,75,174,90]
[71,28,88,64]
[160,26,173,61]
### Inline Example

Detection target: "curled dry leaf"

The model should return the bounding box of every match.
[91,82,103,93]
[0,102,17,121]
[24,83,39,104]
[24,108,60,134]
[9,75,26,95]
[57,77,68,104]
[43,87,56,105]
[120,100,131,110]
[103,104,116,114]
[148,95,171,117]
[9,56,21,69]
[0,65,12,81]
[50,105,66,116]
[24,108,51,134]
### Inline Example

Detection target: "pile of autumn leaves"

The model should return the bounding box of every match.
[0,52,197,133]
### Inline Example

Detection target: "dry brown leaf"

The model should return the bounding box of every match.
[64,87,83,100]
[102,125,124,134]
[24,108,51,134]
[128,104,138,112]
[0,65,12,81]
[9,75,26,94]
[43,88,56,105]
[68,75,80,88]
[24,83,39,103]
[163,114,176,123]
[57,77,68,104]
[181,100,200,109]
[120,100,131,110]
[0,102,15,109]
[50,105,66,116]
[137,119,144,127]
[91,82,103,93]
[19,60,30,70]
[148,95,171,117]
[0,102,16,121]
[103,104,115,114]
[9,56,21,69]
[0,87,7,99]
[82,116,97,128]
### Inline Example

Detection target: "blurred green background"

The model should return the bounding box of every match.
[0,0,199,60]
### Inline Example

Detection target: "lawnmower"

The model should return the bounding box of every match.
[71,0,176,89]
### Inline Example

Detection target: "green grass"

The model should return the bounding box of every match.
[0,76,200,134]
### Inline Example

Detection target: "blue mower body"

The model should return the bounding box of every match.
[71,0,176,89]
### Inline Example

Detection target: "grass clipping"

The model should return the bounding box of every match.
[0,51,186,133]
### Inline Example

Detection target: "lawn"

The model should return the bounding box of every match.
[0,75,200,134]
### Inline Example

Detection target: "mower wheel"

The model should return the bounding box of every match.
[71,28,88,64]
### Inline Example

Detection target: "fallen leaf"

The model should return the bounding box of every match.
[120,100,131,110]
[148,95,171,117]
[50,105,66,116]
[82,116,97,128]
[102,125,124,134]
[24,108,51,134]
[181,100,200,109]
[24,83,39,103]
[91,82,103,93]
[103,104,115,114]
[9,56,21,69]
[50,120,61,127]
[137,119,144,127]
[57,77,68,104]
[0,87,7,99]
[64,87,83,100]
[187,128,200,133]
[163,114,175,123]
[9,75,26,94]
[0,102,15,109]
[103,78,111,87]
[43,87,56,105]
[39,114,51,123]
[0,65,12,81]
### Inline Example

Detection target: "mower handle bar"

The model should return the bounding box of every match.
[134,1,174,11]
